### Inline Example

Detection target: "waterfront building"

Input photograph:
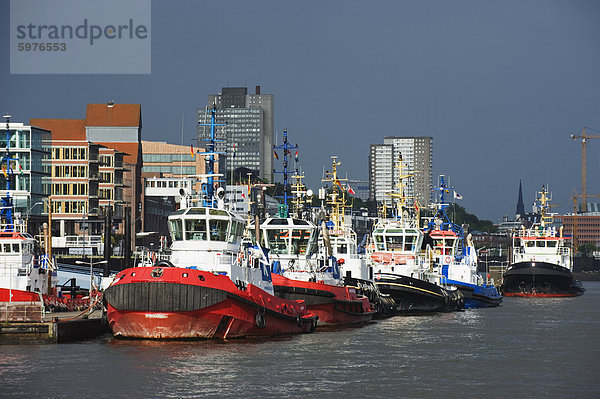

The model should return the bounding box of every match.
[555,214,600,247]
[199,86,274,182]
[0,121,50,234]
[32,102,142,254]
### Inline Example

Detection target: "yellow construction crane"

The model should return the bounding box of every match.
[570,127,600,207]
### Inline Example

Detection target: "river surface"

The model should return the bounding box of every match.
[2,282,599,399]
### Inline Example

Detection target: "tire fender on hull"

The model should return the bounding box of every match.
[255,312,266,329]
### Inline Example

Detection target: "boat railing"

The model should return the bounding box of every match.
[0,222,28,233]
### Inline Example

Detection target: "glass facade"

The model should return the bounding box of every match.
[0,126,50,218]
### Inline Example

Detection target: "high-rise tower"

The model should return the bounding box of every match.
[369,137,432,206]
[198,86,274,182]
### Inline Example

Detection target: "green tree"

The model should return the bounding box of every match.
[445,204,497,233]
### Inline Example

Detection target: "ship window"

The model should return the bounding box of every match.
[547,241,557,248]
[265,229,289,254]
[228,221,244,243]
[209,209,228,216]
[209,219,228,242]
[536,241,545,248]
[169,219,183,241]
[404,236,416,251]
[12,243,20,253]
[291,229,312,255]
[3,244,11,253]
[338,244,348,254]
[268,218,288,225]
[386,235,403,251]
[525,241,535,247]
[187,208,206,215]
[185,219,207,240]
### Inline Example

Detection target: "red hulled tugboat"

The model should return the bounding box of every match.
[257,131,375,326]
[103,107,317,339]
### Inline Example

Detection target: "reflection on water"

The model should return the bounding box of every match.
[2,282,599,398]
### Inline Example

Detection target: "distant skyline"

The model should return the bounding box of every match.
[1,0,599,221]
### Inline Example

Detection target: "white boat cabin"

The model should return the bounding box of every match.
[512,226,572,269]
[0,229,52,296]
[167,206,246,271]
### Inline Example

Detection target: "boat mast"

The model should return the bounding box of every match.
[273,129,298,216]
[197,105,227,207]
[322,156,349,232]
[387,155,414,226]
[1,114,15,230]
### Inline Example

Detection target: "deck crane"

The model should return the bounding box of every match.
[570,127,600,209]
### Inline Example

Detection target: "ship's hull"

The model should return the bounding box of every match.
[501,261,585,297]
[104,267,316,339]
[374,273,464,313]
[343,276,396,319]
[446,280,502,308]
[272,274,375,326]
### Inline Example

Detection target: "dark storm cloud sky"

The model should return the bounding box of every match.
[1,0,599,221]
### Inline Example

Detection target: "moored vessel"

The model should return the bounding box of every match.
[258,136,375,326]
[501,186,584,297]
[425,176,502,308]
[320,156,394,318]
[103,106,317,339]
[368,158,464,313]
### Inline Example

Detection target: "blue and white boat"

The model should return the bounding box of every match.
[425,176,502,308]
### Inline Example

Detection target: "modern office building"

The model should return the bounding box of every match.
[383,137,432,207]
[368,144,394,204]
[0,121,50,233]
[32,102,142,253]
[369,137,433,206]
[199,86,274,182]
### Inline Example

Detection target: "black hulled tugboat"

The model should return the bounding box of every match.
[501,186,585,297]
[368,158,464,313]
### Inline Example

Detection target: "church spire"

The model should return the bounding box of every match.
[516,179,525,217]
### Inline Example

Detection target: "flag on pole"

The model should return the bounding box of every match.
[335,180,343,190]
[190,144,195,158]
[294,150,299,162]
[347,184,356,195]
[232,143,236,158]
[273,150,279,160]
[454,191,463,200]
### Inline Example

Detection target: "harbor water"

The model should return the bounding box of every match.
[2,282,599,399]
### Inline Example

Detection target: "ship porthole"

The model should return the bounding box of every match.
[198,275,205,281]
[182,273,188,277]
